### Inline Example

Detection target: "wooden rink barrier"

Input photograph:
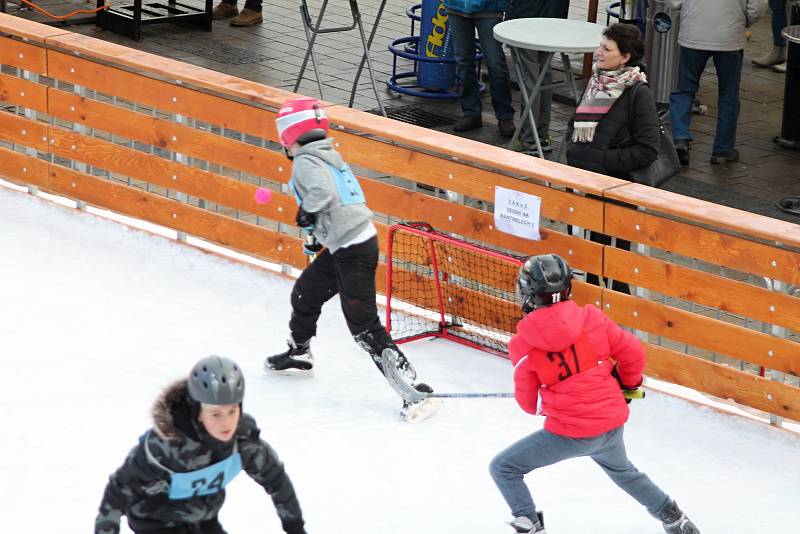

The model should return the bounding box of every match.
[1,14,799,425]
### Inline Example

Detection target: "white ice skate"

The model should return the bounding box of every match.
[381,348,442,423]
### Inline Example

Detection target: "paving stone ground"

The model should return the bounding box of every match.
[5,0,800,221]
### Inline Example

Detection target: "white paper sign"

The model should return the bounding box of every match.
[493,186,541,240]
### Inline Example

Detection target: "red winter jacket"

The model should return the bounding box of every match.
[508,299,645,438]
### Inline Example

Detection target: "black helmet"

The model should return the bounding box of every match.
[517,254,572,312]
[188,356,245,405]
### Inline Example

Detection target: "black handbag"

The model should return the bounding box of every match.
[626,84,681,188]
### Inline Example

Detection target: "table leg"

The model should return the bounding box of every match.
[347,0,387,116]
[295,0,329,99]
[561,52,581,104]
[511,48,553,159]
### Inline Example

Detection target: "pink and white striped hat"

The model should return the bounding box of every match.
[275,97,329,149]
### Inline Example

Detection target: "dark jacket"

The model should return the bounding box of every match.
[95,380,305,534]
[507,0,569,19]
[566,82,660,180]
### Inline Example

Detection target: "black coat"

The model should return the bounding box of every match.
[95,380,305,534]
[566,83,660,180]
[507,0,570,19]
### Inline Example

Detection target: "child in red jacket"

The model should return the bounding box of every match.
[489,254,699,534]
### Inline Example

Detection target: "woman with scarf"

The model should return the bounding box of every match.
[566,23,659,294]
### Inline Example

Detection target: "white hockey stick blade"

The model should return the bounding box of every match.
[402,398,443,423]
[381,348,427,403]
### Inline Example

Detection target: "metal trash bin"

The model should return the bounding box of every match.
[644,0,681,109]
[774,3,800,150]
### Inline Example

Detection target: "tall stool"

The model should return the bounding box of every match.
[294,0,387,116]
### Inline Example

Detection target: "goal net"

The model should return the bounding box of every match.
[385,222,526,357]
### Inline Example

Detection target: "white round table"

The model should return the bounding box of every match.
[494,18,605,157]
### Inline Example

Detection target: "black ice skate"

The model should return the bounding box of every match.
[509,512,545,533]
[264,337,314,377]
[659,500,699,534]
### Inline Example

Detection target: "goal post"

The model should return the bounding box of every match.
[385,222,526,357]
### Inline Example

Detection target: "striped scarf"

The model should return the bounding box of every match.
[572,63,647,143]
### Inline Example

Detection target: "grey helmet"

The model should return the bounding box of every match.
[187,356,245,405]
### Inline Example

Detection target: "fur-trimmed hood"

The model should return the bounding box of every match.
[151,378,194,441]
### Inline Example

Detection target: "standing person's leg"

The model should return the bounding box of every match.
[212,0,239,19]
[590,426,670,514]
[591,427,699,533]
[266,250,338,374]
[489,428,598,525]
[474,16,515,136]
[709,50,743,162]
[288,249,339,342]
[754,0,787,66]
[230,0,262,26]
[332,237,395,367]
[333,236,429,396]
[669,47,710,164]
[450,14,483,130]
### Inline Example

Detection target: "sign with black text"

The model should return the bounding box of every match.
[493,186,541,240]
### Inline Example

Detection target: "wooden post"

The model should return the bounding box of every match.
[583,0,599,78]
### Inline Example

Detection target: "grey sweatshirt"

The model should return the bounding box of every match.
[671,0,764,52]
[290,137,375,253]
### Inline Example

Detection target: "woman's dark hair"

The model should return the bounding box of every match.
[603,23,645,65]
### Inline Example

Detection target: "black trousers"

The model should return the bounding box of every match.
[289,236,390,348]
[221,0,261,12]
[133,519,226,534]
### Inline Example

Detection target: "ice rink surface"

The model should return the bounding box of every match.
[1,185,799,534]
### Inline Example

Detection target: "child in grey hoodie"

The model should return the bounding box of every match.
[264,97,439,422]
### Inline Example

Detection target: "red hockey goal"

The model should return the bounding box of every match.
[385,222,526,357]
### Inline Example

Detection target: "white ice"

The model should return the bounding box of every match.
[1,183,798,534]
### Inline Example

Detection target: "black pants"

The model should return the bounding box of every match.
[290,236,391,349]
[222,0,261,12]
[133,519,226,534]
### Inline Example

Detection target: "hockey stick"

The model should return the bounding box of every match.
[428,390,645,400]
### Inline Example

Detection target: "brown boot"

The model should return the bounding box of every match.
[230,8,262,26]
[212,2,238,19]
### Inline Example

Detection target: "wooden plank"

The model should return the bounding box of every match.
[47,165,308,270]
[46,33,292,120]
[0,72,48,112]
[46,52,282,141]
[608,183,800,249]
[0,110,49,151]
[0,37,48,73]
[645,344,800,422]
[605,203,800,285]
[604,247,800,333]
[46,127,295,226]
[48,89,288,181]
[338,131,607,232]
[603,290,800,376]
[0,146,49,188]
[0,13,71,44]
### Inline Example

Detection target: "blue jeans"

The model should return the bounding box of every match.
[449,13,514,120]
[770,0,787,46]
[489,426,670,523]
[669,47,743,155]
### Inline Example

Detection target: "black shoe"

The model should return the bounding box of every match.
[498,117,516,138]
[265,338,314,375]
[674,140,690,166]
[709,149,739,165]
[453,115,483,132]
